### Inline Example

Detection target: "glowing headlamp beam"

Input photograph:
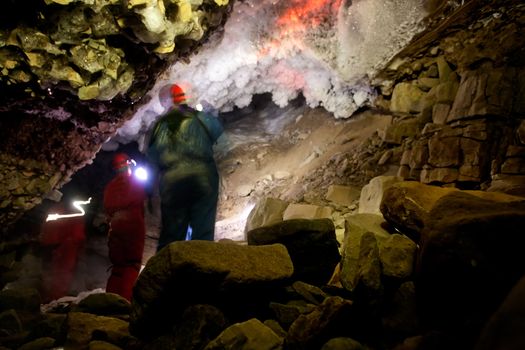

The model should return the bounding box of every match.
[46,197,92,222]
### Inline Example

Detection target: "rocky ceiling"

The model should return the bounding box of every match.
[1,0,524,233]
[0,0,232,230]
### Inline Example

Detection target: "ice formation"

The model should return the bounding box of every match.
[113,0,429,146]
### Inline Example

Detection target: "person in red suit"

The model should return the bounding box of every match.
[103,152,146,301]
[40,200,86,303]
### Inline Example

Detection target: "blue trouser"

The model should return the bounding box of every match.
[157,167,219,251]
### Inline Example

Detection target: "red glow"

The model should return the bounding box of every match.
[276,0,335,29]
[257,0,341,58]
[254,0,342,91]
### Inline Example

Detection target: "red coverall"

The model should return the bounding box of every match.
[40,203,86,303]
[103,171,146,301]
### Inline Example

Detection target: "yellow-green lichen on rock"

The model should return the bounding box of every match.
[1,0,230,100]
[33,57,85,88]
[10,27,63,55]
[130,0,229,53]
[70,39,124,79]
[78,62,134,100]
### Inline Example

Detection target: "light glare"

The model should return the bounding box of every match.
[135,167,148,181]
[46,197,92,222]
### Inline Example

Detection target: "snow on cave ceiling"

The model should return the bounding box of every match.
[110,0,434,149]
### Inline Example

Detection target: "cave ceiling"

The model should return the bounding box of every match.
[0,0,231,167]
[1,0,524,231]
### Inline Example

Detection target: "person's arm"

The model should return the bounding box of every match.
[196,111,224,144]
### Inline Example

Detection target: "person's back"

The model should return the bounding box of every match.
[104,169,145,225]
[148,105,219,175]
[103,153,146,301]
[146,84,223,250]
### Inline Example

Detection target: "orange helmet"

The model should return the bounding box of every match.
[112,152,131,171]
[170,84,186,104]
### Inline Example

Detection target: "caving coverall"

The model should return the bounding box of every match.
[147,104,223,251]
[103,171,146,301]
[40,203,86,303]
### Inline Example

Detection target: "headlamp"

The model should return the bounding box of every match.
[134,166,148,181]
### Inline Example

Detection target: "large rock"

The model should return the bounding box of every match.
[244,197,289,233]
[381,282,419,336]
[487,175,525,197]
[283,204,333,221]
[340,214,416,294]
[72,293,131,317]
[390,83,426,114]
[286,296,354,350]
[358,176,404,215]
[416,191,525,332]
[380,181,525,239]
[247,219,340,286]
[475,276,525,350]
[130,241,293,339]
[340,216,387,294]
[380,181,458,238]
[325,185,361,207]
[0,287,41,314]
[66,312,136,350]
[204,318,284,350]
[340,214,390,291]
[379,234,417,280]
[382,119,422,145]
[350,232,382,297]
[170,304,227,350]
[448,67,514,122]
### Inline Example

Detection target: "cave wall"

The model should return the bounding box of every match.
[373,0,525,194]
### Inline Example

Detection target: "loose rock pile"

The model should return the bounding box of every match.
[1,181,524,349]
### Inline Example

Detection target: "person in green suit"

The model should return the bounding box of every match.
[146,84,223,251]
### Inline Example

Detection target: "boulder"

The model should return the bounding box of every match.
[380,181,458,238]
[171,304,227,350]
[325,185,361,207]
[340,214,390,292]
[416,191,525,332]
[65,312,136,350]
[130,241,293,339]
[381,282,419,335]
[391,83,426,114]
[475,275,525,350]
[244,197,289,233]
[204,318,284,350]
[487,175,525,197]
[286,296,354,350]
[358,176,403,215]
[283,203,333,221]
[247,219,340,286]
[321,337,365,350]
[382,182,525,239]
[72,293,131,317]
[378,234,417,280]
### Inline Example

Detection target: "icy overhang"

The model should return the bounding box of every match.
[113,0,432,147]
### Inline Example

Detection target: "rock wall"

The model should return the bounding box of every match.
[374,0,525,193]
